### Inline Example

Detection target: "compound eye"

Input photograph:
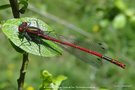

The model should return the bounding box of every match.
[18,27,24,32]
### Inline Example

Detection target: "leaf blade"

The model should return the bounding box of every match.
[2,17,63,57]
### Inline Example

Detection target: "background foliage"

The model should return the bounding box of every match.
[0,0,135,90]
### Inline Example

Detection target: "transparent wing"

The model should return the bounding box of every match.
[46,32,107,68]
[60,38,107,68]
[37,24,107,68]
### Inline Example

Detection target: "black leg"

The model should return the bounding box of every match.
[37,43,42,56]
[19,32,32,47]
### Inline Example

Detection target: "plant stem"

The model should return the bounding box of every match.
[17,53,29,90]
[9,0,29,90]
[9,0,20,18]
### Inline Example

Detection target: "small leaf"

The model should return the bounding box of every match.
[19,0,28,14]
[52,75,67,90]
[40,70,67,90]
[0,4,11,10]
[2,17,63,57]
[41,70,53,83]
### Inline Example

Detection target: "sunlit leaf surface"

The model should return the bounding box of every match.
[2,17,63,57]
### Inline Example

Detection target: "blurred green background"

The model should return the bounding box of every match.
[0,0,135,90]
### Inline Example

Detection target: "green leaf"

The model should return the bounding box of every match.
[9,39,25,53]
[19,0,28,14]
[40,70,67,90]
[2,17,63,57]
[52,75,67,90]
[40,70,53,90]
[0,4,11,10]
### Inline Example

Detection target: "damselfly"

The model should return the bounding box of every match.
[18,22,126,69]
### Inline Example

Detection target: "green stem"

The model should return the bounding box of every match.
[9,0,29,90]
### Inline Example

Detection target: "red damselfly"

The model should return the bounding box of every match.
[18,22,126,69]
